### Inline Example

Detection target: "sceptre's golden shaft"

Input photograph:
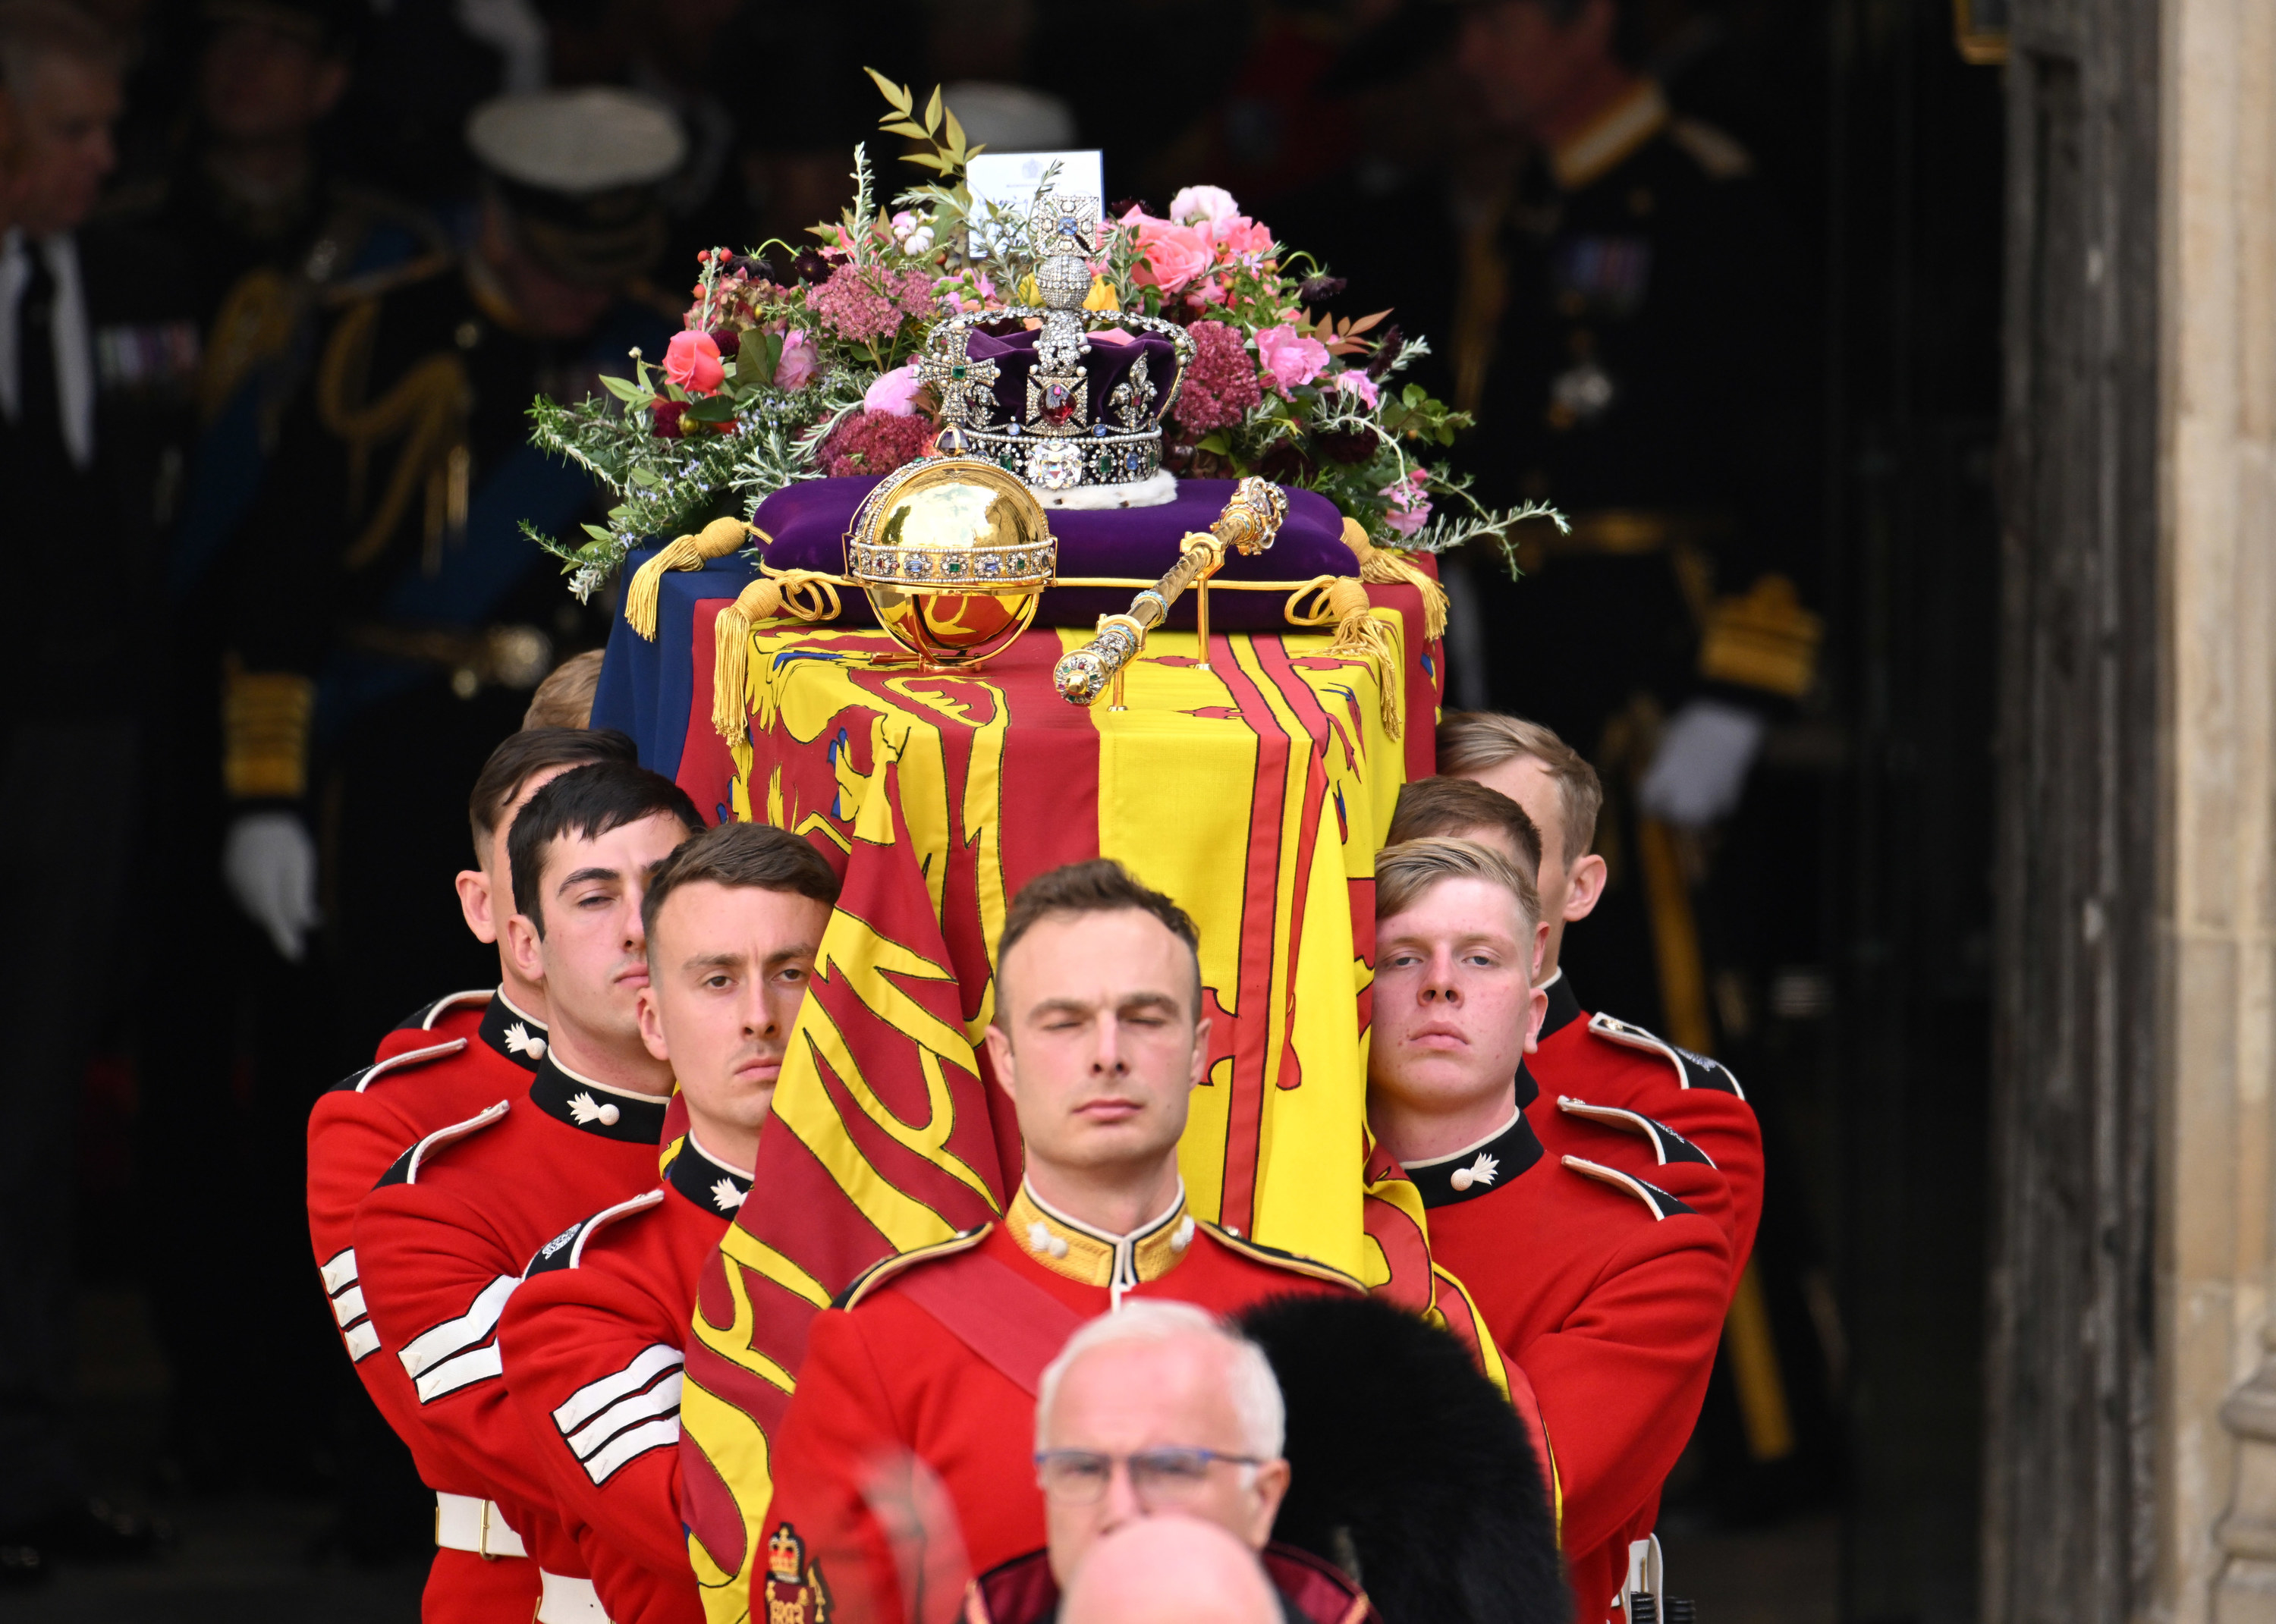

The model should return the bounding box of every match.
[1053,479,1290,707]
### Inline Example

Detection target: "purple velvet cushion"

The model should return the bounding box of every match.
[748,475,1360,632]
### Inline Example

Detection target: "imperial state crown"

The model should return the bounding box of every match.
[920,186,1194,508]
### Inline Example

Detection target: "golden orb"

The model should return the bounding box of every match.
[843,456,1056,669]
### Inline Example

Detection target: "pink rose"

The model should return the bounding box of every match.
[1216,216,1274,257]
[773,329,819,391]
[1380,469,1432,536]
[1123,210,1215,294]
[1332,369,1381,409]
[863,363,923,416]
[1256,325,1330,393]
[663,329,724,396]
[1168,184,1241,227]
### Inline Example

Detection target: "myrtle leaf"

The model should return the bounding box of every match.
[601,373,648,404]
[942,105,967,155]
[923,85,942,134]
[1347,309,1391,336]
[882,121,929,140]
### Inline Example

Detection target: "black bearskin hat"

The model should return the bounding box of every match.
[1239,1294,1568,1624]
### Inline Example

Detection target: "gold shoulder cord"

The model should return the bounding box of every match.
[315,299,473,573]
[200,268,294,426]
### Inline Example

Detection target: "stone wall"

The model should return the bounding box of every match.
[2177,3,2276,1622]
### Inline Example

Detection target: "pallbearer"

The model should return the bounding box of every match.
[303,724,634,1622]
[1366,837,1730,1624]
[1385,774,1740,1252]
[759,861,1362,1624]
[498,823,841,1624]
[353,762,700,1620]
[1437,712,1764,1273]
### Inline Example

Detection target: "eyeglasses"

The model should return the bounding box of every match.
[1033,1448,1264,1507]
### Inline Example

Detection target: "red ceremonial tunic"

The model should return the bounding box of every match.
[498,1136,753,1624]
[760,1183,1362,1624]
[1409,1106,1730,1624]
[1524,971,1763,1277]
[354,1050,671,1607]
[305,988,550,1624]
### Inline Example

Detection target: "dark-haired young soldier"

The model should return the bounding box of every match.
[1367,837,1730,1624]
[498,824,841,1624]
[301,727,637,1619]
[1436,711,1765,1277]
[760,859,1362,1624]
[354,762,702,1621]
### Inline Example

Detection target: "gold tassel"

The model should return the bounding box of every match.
[625,517,759,642]
[1287,576,1404,741]
[1340,515,1449,642]
[709,568,846,743]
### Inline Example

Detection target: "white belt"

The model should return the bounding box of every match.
[433,1492,528,1560]
[538,1569,612,1623]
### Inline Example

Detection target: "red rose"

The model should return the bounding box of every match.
[664,330,725,396]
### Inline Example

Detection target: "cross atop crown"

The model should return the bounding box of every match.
[1027,189,1099,262]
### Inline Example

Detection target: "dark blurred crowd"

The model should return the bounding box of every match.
[0,0,1836,1588]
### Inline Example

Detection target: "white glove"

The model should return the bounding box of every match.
[223,812,321,963]
[1637,699,1767,828]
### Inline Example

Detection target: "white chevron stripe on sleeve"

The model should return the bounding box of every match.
[577,1416,681,1485]
[398,1275,517,1392]
[415,1344,506,1403]
[564,1370,684,1461]
[550,1343,684,1434]
[329,1286,368,1329]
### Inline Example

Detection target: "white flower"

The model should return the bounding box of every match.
[1169,184,1240,227]
[711,1180,747,1212]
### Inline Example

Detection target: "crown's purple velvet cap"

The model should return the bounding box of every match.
[964,325,1180,426]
